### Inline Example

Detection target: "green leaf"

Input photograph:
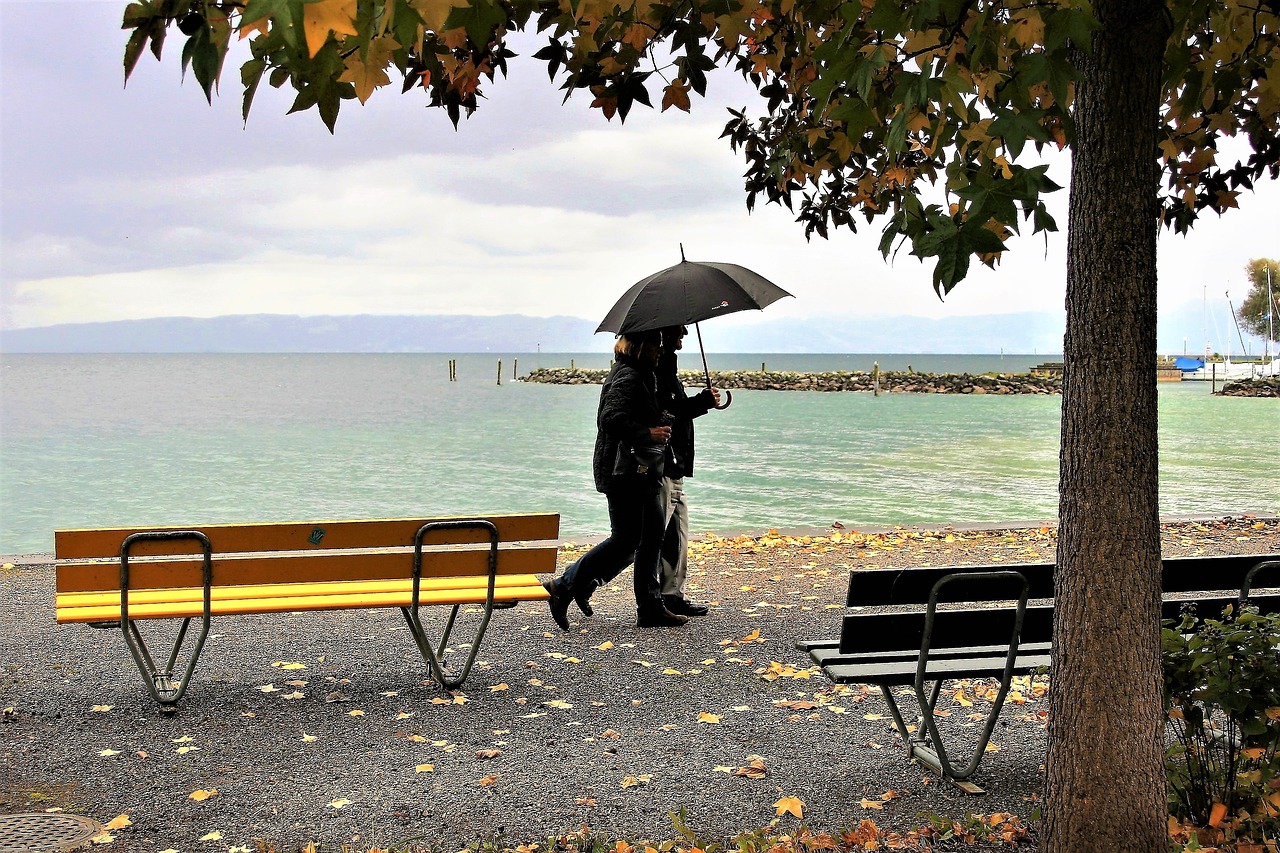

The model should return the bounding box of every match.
[443,0,506,50]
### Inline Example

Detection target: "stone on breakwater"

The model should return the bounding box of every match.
[1217,377,1280,398]
[522,367,1062,394]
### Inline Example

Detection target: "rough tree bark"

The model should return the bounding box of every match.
[1043,0,1173,850]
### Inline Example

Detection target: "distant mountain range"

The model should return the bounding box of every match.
[0,306,1244,354]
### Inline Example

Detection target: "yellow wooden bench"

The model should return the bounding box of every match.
[55,513,559,709]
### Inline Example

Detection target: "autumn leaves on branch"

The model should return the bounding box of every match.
[122,0,1278,293]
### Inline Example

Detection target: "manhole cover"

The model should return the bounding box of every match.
[0,814,103,853]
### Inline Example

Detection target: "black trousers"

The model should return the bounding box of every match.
[554,482,665,612]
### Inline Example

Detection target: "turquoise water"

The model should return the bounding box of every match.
[1,353,1275,555]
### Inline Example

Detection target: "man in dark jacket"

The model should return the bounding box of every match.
[655,325,720,616]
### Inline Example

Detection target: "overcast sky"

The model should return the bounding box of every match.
[2,0,1277,350]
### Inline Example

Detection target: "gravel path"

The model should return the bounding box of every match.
[2,515,1277,851]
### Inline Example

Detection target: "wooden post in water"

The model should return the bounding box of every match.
[762,362,766,372]
[513,358,518,379]
[571,359,575,370]
[873,361,880,396]
[497,361,502,385]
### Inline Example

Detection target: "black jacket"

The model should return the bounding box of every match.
[656,352,715,479]
[591,354,665,493]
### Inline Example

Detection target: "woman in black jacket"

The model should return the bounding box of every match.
[543,329,689,629]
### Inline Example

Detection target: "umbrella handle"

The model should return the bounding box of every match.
[695,323,732,409]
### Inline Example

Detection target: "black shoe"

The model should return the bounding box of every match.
[573,588,594,618]
[543,580,571,632]
[663,595,709,617]
[637,607,689,628]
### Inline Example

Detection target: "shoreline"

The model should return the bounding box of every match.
[9,511,1273,565]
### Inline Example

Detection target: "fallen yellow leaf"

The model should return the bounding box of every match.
[328,798,352,809]
[415,763,435,773]
[199,832,222,842]
[774,796,805,818]
[104,814,132,830]
[697,712,721,724]
[189,788,218,801]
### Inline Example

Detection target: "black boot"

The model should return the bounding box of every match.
[543,580,571,632]
[663,595,709,617]
[573,580,597,617]
[637,606,689,628]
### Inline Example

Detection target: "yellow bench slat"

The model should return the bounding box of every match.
[55,513,560,560]
[57,574,544,610]
[57,579,549,623]
[56,546,558,594]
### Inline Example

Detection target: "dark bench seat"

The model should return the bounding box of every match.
[799,553,1280,792]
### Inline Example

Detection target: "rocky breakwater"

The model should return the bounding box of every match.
[523,367,1063,394]
[1217,377,1280,397]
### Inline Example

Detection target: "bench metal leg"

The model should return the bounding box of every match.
[118,531,213,712]
[404,520,501,690]
[401,603,494,690]
[883,570,1031,793]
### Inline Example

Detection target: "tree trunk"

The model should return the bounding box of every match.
[1043,0,1172,850]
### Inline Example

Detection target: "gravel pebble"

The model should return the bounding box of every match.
[2,515,1277,851]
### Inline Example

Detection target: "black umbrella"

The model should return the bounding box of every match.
[596,248,792,409]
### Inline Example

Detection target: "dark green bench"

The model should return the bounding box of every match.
[799,553,1280,793]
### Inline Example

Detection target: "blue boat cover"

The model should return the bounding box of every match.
[1174,357,1205,371]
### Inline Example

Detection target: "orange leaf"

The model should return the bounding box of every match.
[478,774,499,787]
[1208,801,1227,827]
[661,79,692,113]
[189,788,218,801]
[858,798,884,809]
[774,796,805,817]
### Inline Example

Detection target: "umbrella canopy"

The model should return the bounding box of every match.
[596,260,792,334]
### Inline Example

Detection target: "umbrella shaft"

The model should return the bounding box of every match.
[695,323,713,390]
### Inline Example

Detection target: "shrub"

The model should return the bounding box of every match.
[1163,605,1280,847]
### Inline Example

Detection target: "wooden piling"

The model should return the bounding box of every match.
[497,361,502,385]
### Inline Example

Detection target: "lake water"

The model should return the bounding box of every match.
[1,353,1275,556]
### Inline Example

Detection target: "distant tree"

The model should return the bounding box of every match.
[1239,259,1280,343]
[120,0,1280,849]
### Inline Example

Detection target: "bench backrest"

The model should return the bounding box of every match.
[838,555,1280,655]
[843,554,1280,607]
[54,513,561,594]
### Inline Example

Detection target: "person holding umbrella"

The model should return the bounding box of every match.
[542,329,690,630]
[655,325,719,617]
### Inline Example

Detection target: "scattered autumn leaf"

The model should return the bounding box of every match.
[189,789,218,801]
[104,814,132,830]
[478,774,500,786]
[697,712,721,724]
[775,796,805,818]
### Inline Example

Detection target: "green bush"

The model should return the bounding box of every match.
[1163,605,1280,845]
